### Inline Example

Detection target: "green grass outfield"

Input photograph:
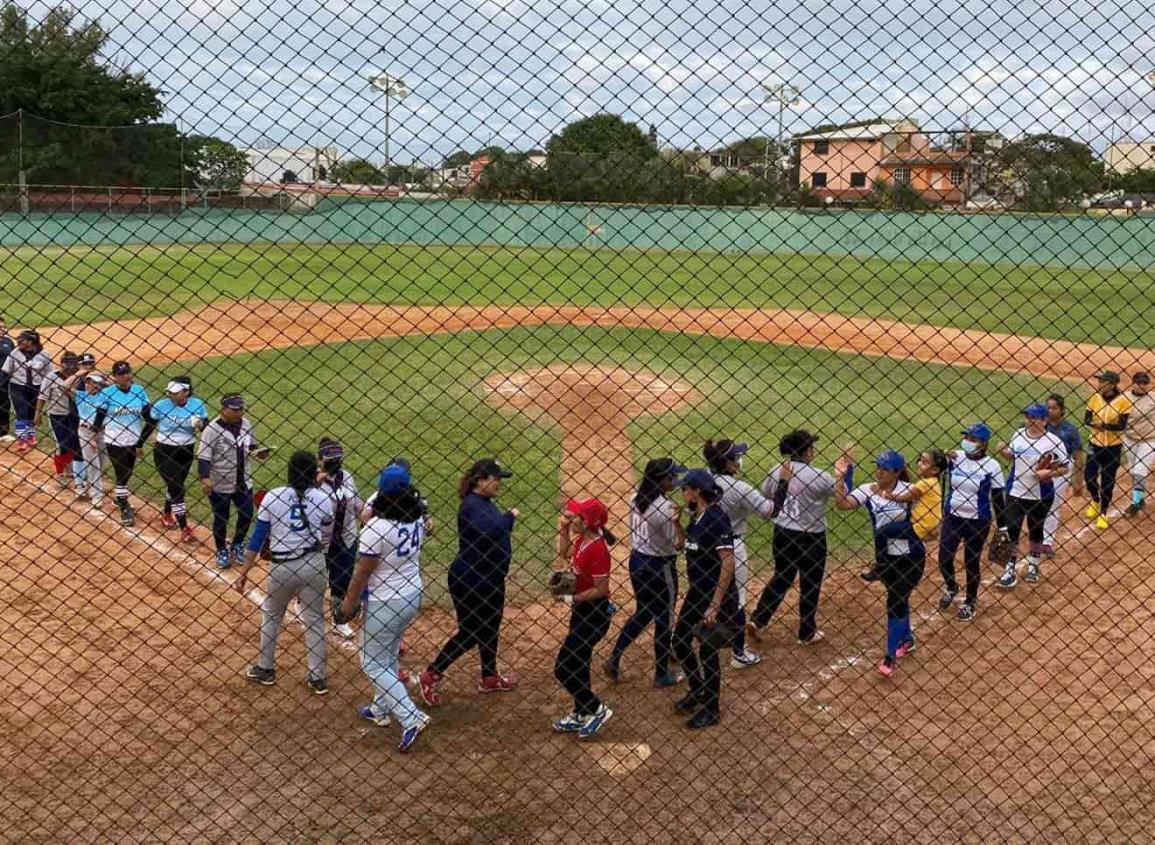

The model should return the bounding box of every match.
[4,241,1154,347]
[112,324,1064,606]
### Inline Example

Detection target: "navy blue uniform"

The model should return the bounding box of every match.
[672,503,739,719]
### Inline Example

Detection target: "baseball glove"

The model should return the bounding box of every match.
[331,596,362,626]
[548,570,577,596]
[987,528,1013,565]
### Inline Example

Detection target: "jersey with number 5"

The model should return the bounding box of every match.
[256,486,335,555]
[360,516,424,602]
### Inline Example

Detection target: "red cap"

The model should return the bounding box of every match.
[565,497,609,531]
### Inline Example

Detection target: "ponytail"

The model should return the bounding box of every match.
[457,474,473,500]
[602,527,618,547]
[703,440,728,474]
[634,474,664,514]
[287,450,317,495]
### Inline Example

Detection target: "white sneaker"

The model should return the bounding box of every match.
[730,649,762,670]
[0,434,15,443]
[334,622,356,639]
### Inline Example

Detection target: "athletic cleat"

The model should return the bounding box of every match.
[1085,502,1101,519]
[859,567,881,583]
[26,435,37,448]
[74,491,90,501]
[307,677,329,696]
[799,631,826,646]
[55,474,70,490]
[996,566,1017,589]
[359,705,391,727]
[120,506,135,528]
[896,637,916,658]
[674,693,701,714]
[1095,515,1110,530]
[181,526,197,544]
[161,512,177,529]
[245,665,276,685]
[686,710,720,730]
[13,439,30,454]
[957,603,976,622]
[938,588,959,612]
[1025,561,1041,583]
[654,670,685,688]
[1041,544,1055,560]
[602,658,621,682]
[399,638,408,656]
[230,542,246,564]
[215,548,231,569]
[333,622,356,639]
[878,658,895,678]
[552,711,590,733]
[0,434,14,442]
[745,622,767,643]
[730,649,762,670]
[578,704,613,739]
[418,670,443,706]
[478,673,518,693]
[397,713,431,753]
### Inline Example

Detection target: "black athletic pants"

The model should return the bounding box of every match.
[610,552,678,677]
[155,443,195,525]
[1004,496,1053,559]
[430,573,506,678]
[750,527,827,641]
[0,377,9,436]
[105,444,137,503]
[880,552,926,622]
[672,582,738,718]
[209,489,254,552]
[1085,444,1123,512]
[938,515,989,605]
[554,599,612,716]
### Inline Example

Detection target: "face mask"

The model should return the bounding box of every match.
[322,459,342,475]
[960,440,981,457]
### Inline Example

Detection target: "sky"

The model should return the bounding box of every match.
[45,0,1155,165]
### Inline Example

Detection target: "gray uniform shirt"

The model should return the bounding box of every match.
[762,461,837,534]
[629,495,679,557]
[197,417,259,494]
[715,474,774,537]
[39,371,77,417]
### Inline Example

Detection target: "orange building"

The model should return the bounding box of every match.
[796,119,971,206]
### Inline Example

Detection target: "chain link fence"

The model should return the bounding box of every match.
[2,0,1154,842]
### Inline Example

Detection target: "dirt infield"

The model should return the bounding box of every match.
[37,298,1155,382]
[5,439,1154,841]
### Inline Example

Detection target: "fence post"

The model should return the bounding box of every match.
[18,169,29,215]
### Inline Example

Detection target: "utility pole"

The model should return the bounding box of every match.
[369,73,409,186]
[761,82,801,192]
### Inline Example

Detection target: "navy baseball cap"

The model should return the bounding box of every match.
[961,422,993,442]
[318,440,344,461]
[1024,403,1048,419]
[714,440,749,461]
[1095,370,1121,384]
[643,457,687,479]
[875,450,906,471]
[111,361,132,376]
[61,351,80,366]
[79,353,96,367]
[469,458,512,479]
[377,463,411,495]
[221,393,245,410]
[680,468,716,490]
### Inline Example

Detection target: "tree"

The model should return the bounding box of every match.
[1107,168,1155,193]
[331,158,385,184]
[995,134,1103,211]
[185,136,248,191]
[441,150,472,169]
[545,114,656,159]
[543,114,657,202]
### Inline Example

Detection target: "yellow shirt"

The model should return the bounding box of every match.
[911,477,943,541]
[1086,392,1133,447]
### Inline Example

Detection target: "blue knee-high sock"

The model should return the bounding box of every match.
[901,615,912,642]
[1134,489,1145,506]
[886,617,905,659]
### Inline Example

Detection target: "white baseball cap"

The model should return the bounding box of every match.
[85,372,107,384]
[166,380,190,394]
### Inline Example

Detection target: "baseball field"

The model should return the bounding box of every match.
[3,236,1155,842]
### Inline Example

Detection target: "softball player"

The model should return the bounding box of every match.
[235,450,335,694]
[198,394,269,568]
[143,378,208,542]
[672,468,739,730]
[1084,371,1131,529]
[996,404,1069,588]
[317,437,363,639]
[340,463,430,752]
[1044,394,1084,553]
[93,362,150,527]
[0,319,14,440]
[71,371,107,505]
[703,439,774,669]
[552,497,615,739]
[835,450,925,677]
[35,352,84,491]
[1124,373,1154,517]
[937,423,1006,621]
[605,457,686,687]
[1,330,52,452]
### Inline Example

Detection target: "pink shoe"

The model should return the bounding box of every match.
[161,512,178,530]
[895,638,916,659]
[418,669,442,707]
[478,673,519,694]
[878,658,895,678]
[398,668,411,685]
[181,526,197,543]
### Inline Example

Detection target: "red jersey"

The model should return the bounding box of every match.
[571,534,612,594]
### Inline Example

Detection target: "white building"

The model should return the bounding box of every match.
[244,145,339,184]
[1106,141,1155,174]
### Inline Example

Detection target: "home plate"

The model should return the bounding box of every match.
[582,742,653,777]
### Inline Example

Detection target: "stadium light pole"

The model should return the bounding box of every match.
[761,81,801,188]
[368,73,409,185]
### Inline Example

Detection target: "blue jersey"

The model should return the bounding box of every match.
[150,396,208,446]
[1047,419,1083,459]
[97,384,150,447]
[75,390,103,426]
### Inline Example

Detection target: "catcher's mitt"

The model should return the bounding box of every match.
[987,528,1013,565]
[548,570,577,596]
[331,596,362,626]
